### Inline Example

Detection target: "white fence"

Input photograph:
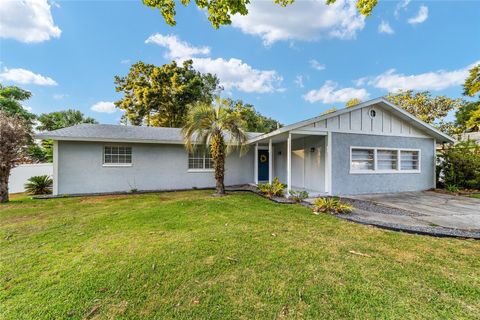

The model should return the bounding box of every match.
[9,163,53,194]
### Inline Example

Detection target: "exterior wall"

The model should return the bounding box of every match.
[299,103,430,138]
[9,163,53,193]
[273,136,326,192]
[56,141,254,195]
[331,132,435,195]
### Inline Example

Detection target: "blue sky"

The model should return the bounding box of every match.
[1,0,479,125]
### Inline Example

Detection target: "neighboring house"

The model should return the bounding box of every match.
[37,98,454,196]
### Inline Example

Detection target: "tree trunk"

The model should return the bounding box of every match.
[0,167,10,203]
[211,133,226,195]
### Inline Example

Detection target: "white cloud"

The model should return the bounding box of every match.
[53,93,67,100]
[309,59,326,71]
[408,6,429,25]
[120,59,131,65]
[192,58,282,93]
[91,101,116,114]
[394,0,411,19]
[294,75,305,88]
[0,0,61,43]
[303,81,370,104]
[145,33,283,93]
[0,67,57,85]
[378,21,394,35]
[145,34,210,60]
[231,0,365,45]
[359,61,480,92]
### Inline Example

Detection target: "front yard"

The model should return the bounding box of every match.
[1,191,479,319]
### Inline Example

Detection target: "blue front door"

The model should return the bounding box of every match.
[258,149,269,181]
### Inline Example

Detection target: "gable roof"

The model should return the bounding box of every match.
[247,97,455,144]
[36,124,263,144]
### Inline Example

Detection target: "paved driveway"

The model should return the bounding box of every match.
[346,191,480,231]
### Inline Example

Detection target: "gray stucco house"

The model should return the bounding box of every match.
[37,98,454,196]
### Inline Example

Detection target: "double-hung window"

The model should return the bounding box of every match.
[188,149,213,171]
[350,147,420,173]
[104,146,132,165]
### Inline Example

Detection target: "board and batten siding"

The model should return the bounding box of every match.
[331,132,435,195]
[299,104,429,138]
[56,141,254,195]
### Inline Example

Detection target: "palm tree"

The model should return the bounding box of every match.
[182,98,248,195]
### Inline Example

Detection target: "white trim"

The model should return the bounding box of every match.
[290,129,328,136]
[325,131,332,195]
[102,164,133,167]
[53,140,58,195]
[349,146,421,174]
[268,139,273,184]
[254,143,258,185]
[287,133,292,194]
[187,169,214,173]
[433,139,437,188]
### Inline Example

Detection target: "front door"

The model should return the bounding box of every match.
[258,149,269,182]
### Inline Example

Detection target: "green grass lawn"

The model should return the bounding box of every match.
[1,191,479,319]
[470,193,480,199]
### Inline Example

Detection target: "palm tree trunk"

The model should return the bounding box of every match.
[211,133,226,195]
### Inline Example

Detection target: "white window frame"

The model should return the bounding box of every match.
[103,145,133,167]
[350,146,421,174]
[187,149,214,173]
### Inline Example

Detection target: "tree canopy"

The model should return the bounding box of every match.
[463,64,480,97]
[455,101,480,133]
[114,60,220,127]
[37,109,97,132]
[226,99,281,133]
[345,98,362,108]
[385,91,463,125]
[142,0,377,29]
[0,84,35,124]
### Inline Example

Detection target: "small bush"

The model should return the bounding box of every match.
[289,190,309,202]
[445,184,460,193]
[437,140,480,190]
[24,175,53,195]
[257,177,285,198]
[312,197,353,214]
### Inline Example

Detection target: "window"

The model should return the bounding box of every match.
[104,146,132,165]
[377,149,398,170]
[350,147,420,174]
[400,150,419,171]
[369,109,377,118]
[188,149,213,170]
[351,149,374,171]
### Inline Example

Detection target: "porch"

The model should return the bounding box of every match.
[250,130,332,196]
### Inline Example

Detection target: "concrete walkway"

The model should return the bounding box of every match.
[336,191,480,238]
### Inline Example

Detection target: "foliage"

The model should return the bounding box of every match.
[36,109,97,131]
[257,177,285,198]
[312,197,353,214]
[182,97,248,194]
[115,60,219,127]
[143,0,378,29]
[24,175,53,195]
[385,90,463,125]
[227,99,281,133]
[0,84,35,124]
[437,140,480,190]
[465,107,480,131]
[345,98,362,108]
[321,107,337,115]
[1,191,479,319]
[445,184,460,193]
[288,190,309,202]
[0,110,28,202]
[463,64,480,97]
[455,101,480,132]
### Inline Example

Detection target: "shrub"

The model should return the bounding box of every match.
[445,184,460,193]
[312,197,353,214]
[24,175,53,195]
[289,190,309,202]
[437,140,480,190]
[257,177,285,198]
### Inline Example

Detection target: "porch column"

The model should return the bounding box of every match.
[287,133,292,194]
[254,143,258,185]
[268,139,273,184]
[325,131,332,195]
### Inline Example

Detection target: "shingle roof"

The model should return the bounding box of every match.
[36,124,263,144]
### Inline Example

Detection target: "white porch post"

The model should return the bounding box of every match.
[287,133,292,194]
[268,139,273,184]
[325,131,332,195]
[254,143,258,185]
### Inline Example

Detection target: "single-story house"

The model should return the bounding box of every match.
[37,98,454,196]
